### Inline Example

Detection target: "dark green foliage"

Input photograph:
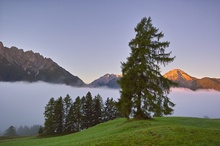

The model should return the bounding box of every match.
[82,92,93,129]
[38,126,44,135]
[103,97,121,122]
[4,126,17,136]
[93,94,103,125]
[43,92,120,135]
[63,94,73,133]
[73,96,82,132]
[80,96,86,130]
[44,97,55,134]
[118,17,176,119]
[54,97,64,133]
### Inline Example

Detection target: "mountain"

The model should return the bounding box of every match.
[191,77,220,91]
[164,69,220,91]
[0,41,85,86]
[90,69,220,91]
[89,73,121,88]
[164,69,197,88]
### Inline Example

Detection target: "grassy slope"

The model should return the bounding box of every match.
[0,117,220,146]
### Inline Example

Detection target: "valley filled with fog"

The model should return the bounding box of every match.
[0,82,220,133]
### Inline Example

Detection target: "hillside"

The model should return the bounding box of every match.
[0,42,85,87]
[0,117,220,145]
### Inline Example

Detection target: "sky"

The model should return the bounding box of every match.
[0,0,220,83]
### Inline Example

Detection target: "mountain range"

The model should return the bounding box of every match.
[94,69,220,91]
[0,42,85,86]
[0,41,220,91]
[164,69,220,91]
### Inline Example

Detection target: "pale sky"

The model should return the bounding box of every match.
[0,0,220,83]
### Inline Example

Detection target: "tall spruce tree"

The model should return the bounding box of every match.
[65,104,76,133]
[82,92,93,129]
[44,97,55,134]
[63,94,72,132]
[93,94,103,126]
[80,96,86,130]
[73,96,82,132]
[118,17,176,119]
[54,97,64,133]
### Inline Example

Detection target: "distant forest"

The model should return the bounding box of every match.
[42,92,121,135]
[2,125,41,136]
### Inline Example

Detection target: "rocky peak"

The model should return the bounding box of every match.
[0,42,57,74]
[164,69,196,81]
[163,69,197,88]
[89,73,121,88]
[0,41,85,86]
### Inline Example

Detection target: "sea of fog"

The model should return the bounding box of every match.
[0,82,220,133]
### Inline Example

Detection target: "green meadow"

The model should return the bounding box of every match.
[1,117,220,146]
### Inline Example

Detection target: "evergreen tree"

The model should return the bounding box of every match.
[44,97,55,134]
[80,96,86,130]
[65,104,76,133]
[118,17,176,119]
[63,94,73,132]
[81,92,93,129]
[104,97,120,121]
[72,96,82,132]
[4,126,17,136]
[54,96,64,133]
[38,126,44,135]
[93,94,103,126]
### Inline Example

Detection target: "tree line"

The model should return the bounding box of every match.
[42,92,121,135]
[2,125,41,136]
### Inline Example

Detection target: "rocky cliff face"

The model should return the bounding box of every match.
[0,42,85,86]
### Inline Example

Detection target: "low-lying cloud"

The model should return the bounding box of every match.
[0,82,220,133]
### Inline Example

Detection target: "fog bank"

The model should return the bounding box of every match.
[0,82,220,132]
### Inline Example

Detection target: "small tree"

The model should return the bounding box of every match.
[118,17,176,119]
[4,126,17,136]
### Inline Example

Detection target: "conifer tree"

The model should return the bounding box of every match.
[93,94,103,125]
[63,94,72,132]
[104,97,121,121]
[80,96,86,130]
[44,97,55,134]
[118,17,176,119]
[73,96,82,132]
[54,96,64,133]
[82,92,93,129]
[4,126,17,136]
[65,104,76,133]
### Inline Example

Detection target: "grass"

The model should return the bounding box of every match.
[0,117,220,146]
